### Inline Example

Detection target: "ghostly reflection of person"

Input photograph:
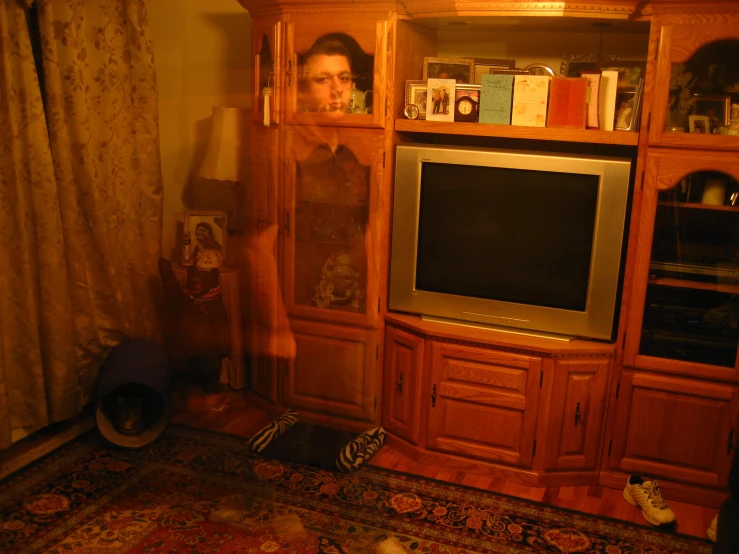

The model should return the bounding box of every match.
[298,38,353,116]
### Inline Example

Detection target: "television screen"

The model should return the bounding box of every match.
[416,162,599,312]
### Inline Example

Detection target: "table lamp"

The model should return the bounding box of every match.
[198,106,245,233]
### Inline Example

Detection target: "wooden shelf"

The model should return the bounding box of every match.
[648,276,739,294]
[395,119,640,146]
[657,201,739,212]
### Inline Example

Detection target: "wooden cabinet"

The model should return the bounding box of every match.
[544,359,610,471]
[649,12,739,150]
[609,371,739,488]
[382,326,424,444]
[242,0,739,495]
[624,130,739,383]
[426,342,542,468]
[284,318,377,423]
[381,315,615,484]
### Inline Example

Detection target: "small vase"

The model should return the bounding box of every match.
[665,110,688,133]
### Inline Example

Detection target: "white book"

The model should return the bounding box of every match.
[599,70,619,131]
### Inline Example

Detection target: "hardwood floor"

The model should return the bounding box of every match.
[172,391,717,542]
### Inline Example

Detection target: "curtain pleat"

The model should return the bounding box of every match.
[0,0,164,447]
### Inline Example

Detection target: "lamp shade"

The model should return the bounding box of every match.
[199,106,243,181]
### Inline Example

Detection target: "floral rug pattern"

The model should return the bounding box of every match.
[0,427,712,553]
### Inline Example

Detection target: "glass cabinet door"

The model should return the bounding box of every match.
[284,18,387,128]
[625,151,739,380]
[650,15,739,150]
[282,127,383,327]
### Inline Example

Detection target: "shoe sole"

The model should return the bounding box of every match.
[623,488,672,527]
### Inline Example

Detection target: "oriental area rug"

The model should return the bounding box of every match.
[0,426,711,553]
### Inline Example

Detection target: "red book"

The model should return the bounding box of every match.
[546,76,588,128]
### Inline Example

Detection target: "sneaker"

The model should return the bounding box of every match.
[623,475,676,526]
[707,514,717,542]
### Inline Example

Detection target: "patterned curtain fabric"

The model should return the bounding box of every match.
[0,0,163,448]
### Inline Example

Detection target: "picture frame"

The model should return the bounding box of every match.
[473,58,515,84]
[596,61,646,92]
[405,80,428,120]
[614,91,637,131]
[425,78,456,122]
[689,114,711,134]
[560,53,619,78]
[423,57,475,84]
[455,83,481,103]
[692,94,731,132]
[184,210,228,265]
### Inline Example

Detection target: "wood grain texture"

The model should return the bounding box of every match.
[396,0,640,19]
[395,119,640,145]
[386,313,617,356]
[609,370,739,489]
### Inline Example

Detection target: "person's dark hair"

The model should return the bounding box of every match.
[303,38,352,68]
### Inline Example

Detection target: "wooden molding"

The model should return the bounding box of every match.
[398,0,641,19]
[649,0,739,15]
[238,0,397,17]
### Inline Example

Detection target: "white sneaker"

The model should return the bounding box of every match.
[707,514,717,542]
[623,475,676,526]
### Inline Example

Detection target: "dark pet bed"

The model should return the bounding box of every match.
[247,410,385,473]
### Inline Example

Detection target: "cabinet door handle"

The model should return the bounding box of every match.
[729,428,735,454]
[431,384,437,407]
[574,401,581,427]
[286,60,292,86]
[396,371,404,395]
[284,211,291,237]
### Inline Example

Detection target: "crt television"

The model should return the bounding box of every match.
[389,144,632,341]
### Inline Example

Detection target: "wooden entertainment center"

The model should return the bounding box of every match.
[240,0,739,508]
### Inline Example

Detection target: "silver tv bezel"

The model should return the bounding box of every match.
[389,143,632,341]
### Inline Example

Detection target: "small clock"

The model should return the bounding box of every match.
[454,95,479,122]
[404,103,420,120]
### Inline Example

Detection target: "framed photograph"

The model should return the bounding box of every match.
[689,114,711,134]
[473,58,515,84]
[184,210,228,265]
[692,94,730,132]
[614,91,637,130]
[596,61,646,92]
[405,80,428,120]
[426,78,456,122]
[423,57,474,84]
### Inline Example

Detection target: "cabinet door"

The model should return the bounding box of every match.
[544,359,610,471]
[283,318,377,423]
[623,150,739,381]
[282,126,383,328]
[609,371,739,487]
[252,18,282,125]
[650,15,739,150]
[382,326,424,444]
[284,17,387,128]
[426,342,542,468]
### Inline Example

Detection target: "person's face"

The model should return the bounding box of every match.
[196,225,208,242]
[302,54,352,113]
